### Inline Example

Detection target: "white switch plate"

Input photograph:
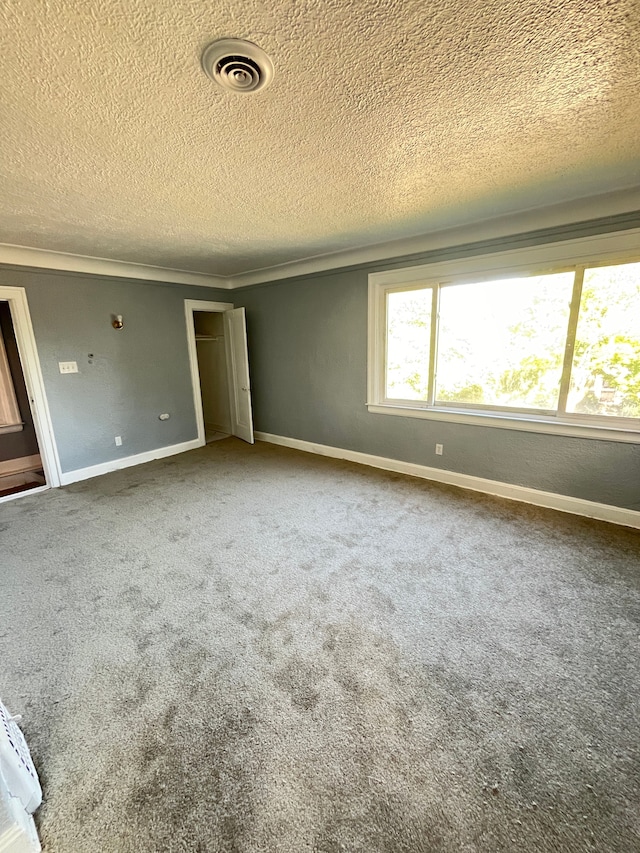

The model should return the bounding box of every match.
[435,443,443,455]
[114,436,122,446]
[58,361,78,374]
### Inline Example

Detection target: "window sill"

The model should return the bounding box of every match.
[366,403,640,444]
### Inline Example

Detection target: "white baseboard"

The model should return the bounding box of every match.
[255,432,640,529]
[59,438,203,486]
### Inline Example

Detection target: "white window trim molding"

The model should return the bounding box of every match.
[367,227,640,443]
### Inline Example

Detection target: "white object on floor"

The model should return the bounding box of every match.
[0,703,41,814]
[0,783,40,853]
[0,701,41,852]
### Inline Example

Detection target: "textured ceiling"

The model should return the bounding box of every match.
[1,0,640,277]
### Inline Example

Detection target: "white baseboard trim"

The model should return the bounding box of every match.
[255,432,640,529]
[59,438,203,486]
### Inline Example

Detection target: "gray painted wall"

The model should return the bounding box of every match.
[1,213,638,507]
[0,267,230,474]
[238,222,640,511]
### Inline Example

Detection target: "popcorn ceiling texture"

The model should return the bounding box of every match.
[1,0,639,276]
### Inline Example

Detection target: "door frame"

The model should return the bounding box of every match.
[184,299,234,446]
[0,286,62,500]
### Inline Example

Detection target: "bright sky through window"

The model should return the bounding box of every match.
[381,259,640,427]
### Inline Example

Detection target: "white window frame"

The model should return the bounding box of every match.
[367,228,640,443]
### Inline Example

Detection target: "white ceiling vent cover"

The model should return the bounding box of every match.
[201,39,274,94]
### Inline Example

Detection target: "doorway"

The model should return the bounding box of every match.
[0,287,60,503]
[194,310,232,442]
[0,301,44,496]
[184,300,254,446]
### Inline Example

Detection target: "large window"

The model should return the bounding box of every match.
[369,232,640,440]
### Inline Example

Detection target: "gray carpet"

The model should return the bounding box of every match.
[1,438,639,852]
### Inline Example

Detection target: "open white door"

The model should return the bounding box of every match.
[224,307,254,444]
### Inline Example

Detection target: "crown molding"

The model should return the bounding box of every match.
[2,187,639,290]
[0,243,231,289]
[226,186,640,288]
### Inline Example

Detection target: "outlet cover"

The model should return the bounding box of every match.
[435,444,443,455]
[114,436,122,446]
[58,361,78,374]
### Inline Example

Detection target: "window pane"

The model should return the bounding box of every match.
[567,262,640,418]
[386,288,431,400]
[435,273,574,410]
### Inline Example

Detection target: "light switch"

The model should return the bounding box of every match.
[59,361,78,374]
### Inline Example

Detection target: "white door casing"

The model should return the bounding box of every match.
[224,307,254,444]
[184,299,254,446]
[0,287,62,494]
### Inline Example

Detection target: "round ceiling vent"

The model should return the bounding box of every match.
[201,38,274,94]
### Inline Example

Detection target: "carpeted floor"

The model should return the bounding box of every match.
[1,438,639,852]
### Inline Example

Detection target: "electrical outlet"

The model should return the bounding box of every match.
[435,443,443,455]
[58,361,78,374]
[114,436,122,446]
